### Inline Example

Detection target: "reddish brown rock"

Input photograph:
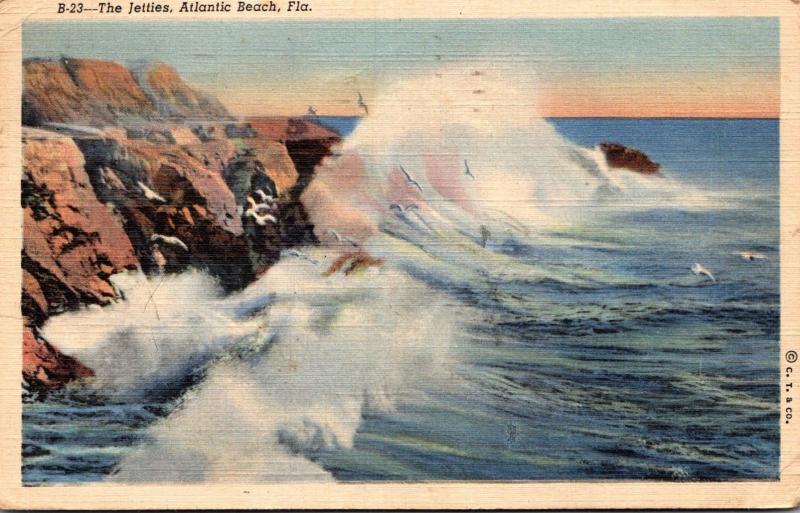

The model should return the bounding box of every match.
[74,133,258,288]
[238,139,299,194]
[137,62,230,119]
[64,58,159,120]
[22,59,104,126]
[23,327,94,393]
[20,59,341,394]
[23,58,230,127]
[324,252,384,276]
[599,142,661,175]
[248,117,340,143]
[22,128,139,324]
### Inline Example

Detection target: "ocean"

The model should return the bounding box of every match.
[22,117,779,484]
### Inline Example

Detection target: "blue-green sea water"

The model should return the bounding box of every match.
[23,118,779,484]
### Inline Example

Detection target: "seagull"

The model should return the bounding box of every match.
[398,165,423,191]
[464,160,475,179]
[357,92,369,115]
[389,203,419,214]
[691,263,716,283]
[150,234,189,252]
[735,251,767,261]
[246,196,273,212]
[254,189,275,204]
[246,209,278,226]
[245,195,278,225]
[284,248,319,264]
[307,105,318,116]
[325,228,359,247]
[138,181,166,203]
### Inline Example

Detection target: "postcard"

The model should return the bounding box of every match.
[0,0,798,509]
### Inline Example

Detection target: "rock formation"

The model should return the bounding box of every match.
[21,58,339,394]
[598,142,661,175]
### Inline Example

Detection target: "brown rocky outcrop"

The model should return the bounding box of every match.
[74,133,258,288]
[22,58,230,127]
[23,327,94,394]
[22,128,139,324]
[135,62,230,119]
[21,58,340,395]
[599,142,661,175]
[22,128,139,392]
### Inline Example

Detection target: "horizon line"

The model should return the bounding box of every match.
[247,114,779,121]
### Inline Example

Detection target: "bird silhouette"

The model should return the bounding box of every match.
[284,248,319,264]
[325,228,359,247]
[734,251,767,261]
[138,181,167,203]
[691,263,716,283]
[389,203,419,214]
[398,165,423,191]
[464,160,475,179]
[357,92,369,115]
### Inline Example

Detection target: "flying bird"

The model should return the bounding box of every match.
[307,105,318,116]
[254,189,275,205]
[464,160,475,179]
[357,92,369,115]
[245,195,278,225]
[246,209,278,226]
[691,262,716,283]
[138,181,167,204]
[150,234,189,252]
[325,228,359,247]
[284,248,319,264]
[389,203,419,215]
[734,251,767,261]
[398,165,423,191]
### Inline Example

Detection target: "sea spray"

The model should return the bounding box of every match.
[41,270,265,400]
[89,252,464,481]
[302,65,715,252]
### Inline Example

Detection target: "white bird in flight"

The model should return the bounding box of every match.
[254,189,275,205]
[138,181,166,204]
[326,228,359,247]
[735,251,767,261]
[150,234,189,252]
[691,262,716,283]
[284,249,319,264]
[245,195,278,225]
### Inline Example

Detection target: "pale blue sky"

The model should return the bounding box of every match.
[23,18,779,116]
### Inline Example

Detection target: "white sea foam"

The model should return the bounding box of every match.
[42,252,462,482]
[302,65,716,251]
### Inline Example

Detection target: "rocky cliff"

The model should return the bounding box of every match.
[23,58,231,126]
[21,58,339,395]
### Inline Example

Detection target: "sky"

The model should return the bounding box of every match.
[23,18,779,118]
